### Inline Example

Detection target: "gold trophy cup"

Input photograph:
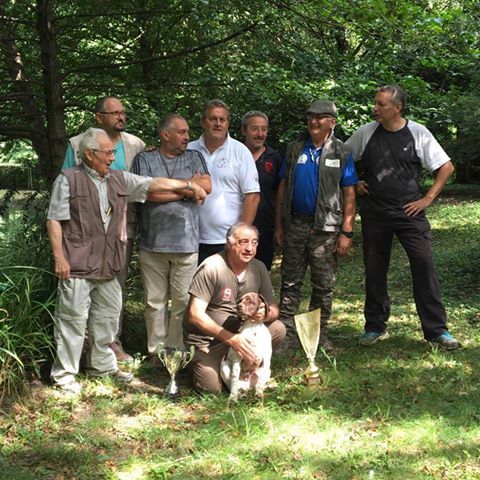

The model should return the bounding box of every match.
[157,344,194,399]
[294,308,322,385]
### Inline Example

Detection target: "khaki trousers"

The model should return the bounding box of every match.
[140,250,198,353]
[50,277,121,386]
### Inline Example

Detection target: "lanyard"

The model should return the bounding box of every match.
[307,146,322,164]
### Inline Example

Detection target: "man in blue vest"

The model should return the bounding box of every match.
[275,100,358,352]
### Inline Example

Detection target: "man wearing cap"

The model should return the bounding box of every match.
[274,100,358,351]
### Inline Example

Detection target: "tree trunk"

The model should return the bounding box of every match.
[36,0,67,182]
[0,0,51,183]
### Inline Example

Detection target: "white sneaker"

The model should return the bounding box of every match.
[56,381,82,396]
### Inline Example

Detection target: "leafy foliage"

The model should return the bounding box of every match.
[0,0,479,181]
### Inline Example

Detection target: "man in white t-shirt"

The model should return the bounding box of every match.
[189,99,260,264]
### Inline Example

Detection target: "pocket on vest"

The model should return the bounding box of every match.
[112,235,127,273]
[63,236,93,273]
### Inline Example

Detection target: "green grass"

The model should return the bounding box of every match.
[1,186,480,479]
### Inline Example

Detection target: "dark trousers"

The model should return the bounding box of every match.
[198,243,225,266]
[255,230,275,271]
[362,216,447,340]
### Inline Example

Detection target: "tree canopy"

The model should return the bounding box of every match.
[0,0,479,185]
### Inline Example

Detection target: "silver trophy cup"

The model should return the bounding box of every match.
[157,344,194,399]
[294,308,322,385]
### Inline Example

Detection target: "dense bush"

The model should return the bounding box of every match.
[0,192,56,402]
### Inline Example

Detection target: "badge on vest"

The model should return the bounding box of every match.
[325,158,340,168]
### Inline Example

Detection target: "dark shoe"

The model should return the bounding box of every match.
[110,341,133,363]
[430,332,461,351]
[273,335,299,355]
[358,330,389,346]
[144,354,163,369]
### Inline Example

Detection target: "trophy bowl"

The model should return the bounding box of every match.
[294,308,322,386]
[157,344,194,399]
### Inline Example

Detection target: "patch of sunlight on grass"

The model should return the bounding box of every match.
[116,464,147,480]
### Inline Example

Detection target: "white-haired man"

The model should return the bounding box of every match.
[47,127,206,395]
[63,95,146,363]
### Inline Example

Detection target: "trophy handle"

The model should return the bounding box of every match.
[183,345,195,366]
[158,349,167,363]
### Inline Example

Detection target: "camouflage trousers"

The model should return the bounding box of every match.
[279,215,338,338]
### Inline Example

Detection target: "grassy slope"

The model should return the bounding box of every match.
[1,186,479,480]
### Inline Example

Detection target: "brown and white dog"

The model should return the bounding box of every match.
[220,292,272,401]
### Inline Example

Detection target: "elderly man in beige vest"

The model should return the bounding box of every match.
[63,96,145,363]
[47,127,206,395]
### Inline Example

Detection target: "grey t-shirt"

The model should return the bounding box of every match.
[132,149,208,253]
[183,251,275,349]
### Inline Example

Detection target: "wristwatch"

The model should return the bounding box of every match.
[186,181,193,191]
[340,229,353,239]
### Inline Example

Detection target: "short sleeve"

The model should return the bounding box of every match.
[47,174,71,220]
[122,171,152,203]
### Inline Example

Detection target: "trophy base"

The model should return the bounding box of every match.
[164,391,181,401]
[306,374,322,386]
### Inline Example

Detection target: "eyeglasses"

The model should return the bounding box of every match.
[99,110,127,118]
[93,149,117,157]
[237,239,259,247]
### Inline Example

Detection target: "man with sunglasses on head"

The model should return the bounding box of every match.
[62,96,146,363]
[275,100,358,353]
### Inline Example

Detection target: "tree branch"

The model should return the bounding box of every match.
[65,20,260,76]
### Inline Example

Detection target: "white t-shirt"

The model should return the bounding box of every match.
[188,134,260,244]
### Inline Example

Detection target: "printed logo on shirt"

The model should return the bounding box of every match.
[325,158,340,168]
[264,161,273,173]
[297,154,308,164]
[222,288,233,301]
[215,157,230,168]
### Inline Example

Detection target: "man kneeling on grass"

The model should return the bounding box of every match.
[47,127,207,395]
[183,222,286,395]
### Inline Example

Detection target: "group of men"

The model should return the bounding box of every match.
[47,85,460,396]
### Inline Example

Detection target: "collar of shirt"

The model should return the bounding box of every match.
[82,161,111,181]
[305,137,323,164]
[198,132,230,155]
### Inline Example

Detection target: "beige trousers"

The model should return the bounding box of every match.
[140,250,198,353]
[50,277,121,386]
